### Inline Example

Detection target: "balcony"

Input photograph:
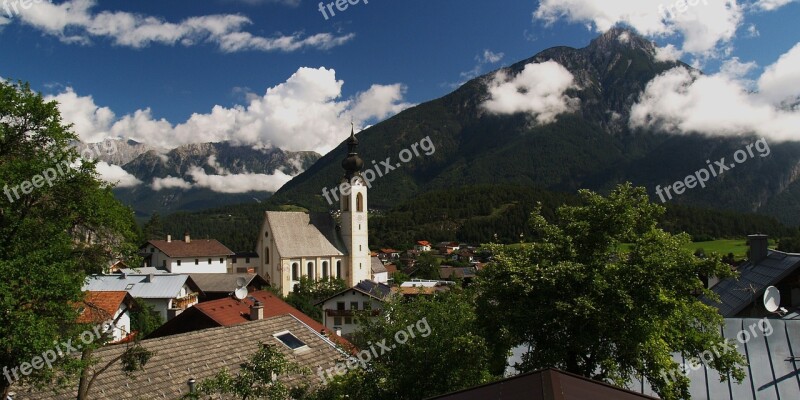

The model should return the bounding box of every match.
[325,309,381,317]
[172,293,199,310]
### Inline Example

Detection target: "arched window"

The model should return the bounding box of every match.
[342,195,349,211]
[336,260,342,278]
[322,261,329,279]
[291,263,299,281]
[356,193,364,212]
[307,262,315,280]
[264,247,270,264]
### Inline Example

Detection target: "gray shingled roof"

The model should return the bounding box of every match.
[265,211,346,258]
[628,318,800,399]
[701,250,800,317]
[13,314,345,399]
[371,256,387,274]
[82,274,193,299]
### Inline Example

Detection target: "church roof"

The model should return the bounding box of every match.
[265,211,347,258]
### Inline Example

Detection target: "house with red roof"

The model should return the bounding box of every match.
[78,291,135,343]
[139,232,235,274]
[145,290,351,349]
[414,240,432,252]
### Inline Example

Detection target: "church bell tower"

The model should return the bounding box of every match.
[340,124,371,286]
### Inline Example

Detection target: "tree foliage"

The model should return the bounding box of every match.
[284,277,347,322]
[475,183,746,400]
[192,343,307,400]
[311,290,494,400]
[0,80,140,397]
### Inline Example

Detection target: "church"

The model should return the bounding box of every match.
[255,126,377,296]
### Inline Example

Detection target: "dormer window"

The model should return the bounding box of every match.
[274,331,307,350]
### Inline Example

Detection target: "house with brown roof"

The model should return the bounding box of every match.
[146,290,350,349]
[140,232,235,274]
[414,240,432,252]
[78,291,135,343]
[12,314,346,400]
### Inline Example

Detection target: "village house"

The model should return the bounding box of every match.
[78,291,135,343]
[82,273,201,321]
[414,240,432,252]
[139,232,235,274]
[315,280,391,338]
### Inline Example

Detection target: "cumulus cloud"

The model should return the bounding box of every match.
[95,161,142,187]
[151,176,193,191]
[752,0,796,11]
[12,0,353,52]
[482,61,580,124]
[533,0,744,58]
[629,45,800,142]
[187,166,293,193]
[49,67,413,154]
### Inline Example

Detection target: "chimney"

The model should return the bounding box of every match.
[184,231,191,243]
[146,273,155,283]
[167,234,171,243]
[748,234,769,265]
[250,300,264,321]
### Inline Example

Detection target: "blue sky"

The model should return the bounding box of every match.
[1,0,798,157]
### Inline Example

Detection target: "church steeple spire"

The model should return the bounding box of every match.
[341,123,363,180]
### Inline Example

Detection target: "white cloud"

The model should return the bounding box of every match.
[482,61,580,124]
[757,42,800,106]
[459,49,506,81]
[629,47,800,142]
[95,161,142,187]
[533,0,743,58]
[752,0,796,11]
[49,67,413,154]
[45,88,115,143]
[13,0,353,52]
[151,176,193,191]
[654,43,683,61]
[187,166,293,193]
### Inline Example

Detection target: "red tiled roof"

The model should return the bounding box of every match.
[385,264,398,274]
[417,241,431,246]
[78,291,129,324]
[146,239,234,258]
[380,248,399,253]
[194,290,352,349]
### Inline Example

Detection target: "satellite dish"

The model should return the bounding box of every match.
[234,286,248,300]
[236,277,247,288]
[763,286,781,313]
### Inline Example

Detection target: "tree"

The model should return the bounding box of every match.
[475,183,745,400]
[413,252,440,280]
[141,212,164,241]
[130,298,164,337]
[284,277,346,322]
[312,290,494,400]
[0,80,140,397]
[191,343,307,400]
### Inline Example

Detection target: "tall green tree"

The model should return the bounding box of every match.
[312,290,494,400]
[475,183,745,400]
[0,80,140,397]
[284,277,346,322]
[413,252,440,280]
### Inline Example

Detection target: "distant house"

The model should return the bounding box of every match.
[437,242,460,255]
[189,273,269,301]
[371,257,388,284]
[139,233,235,274]
[701,234,800,317]
[439,266,478,282]
[146,290,349,348]
[429,368,658,400]
[395,279,454,296]
[414,240,432,252]
[314,280,391,338]
[83,273,201,321]
[378,248,400,261]
[13,314,346,400]
[231,251,259,274]
[78,291,135,343]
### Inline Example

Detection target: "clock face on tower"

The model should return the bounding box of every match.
[356,214,364,222]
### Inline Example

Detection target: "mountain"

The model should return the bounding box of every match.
[111,142,319,218]
[271,28,800,226]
